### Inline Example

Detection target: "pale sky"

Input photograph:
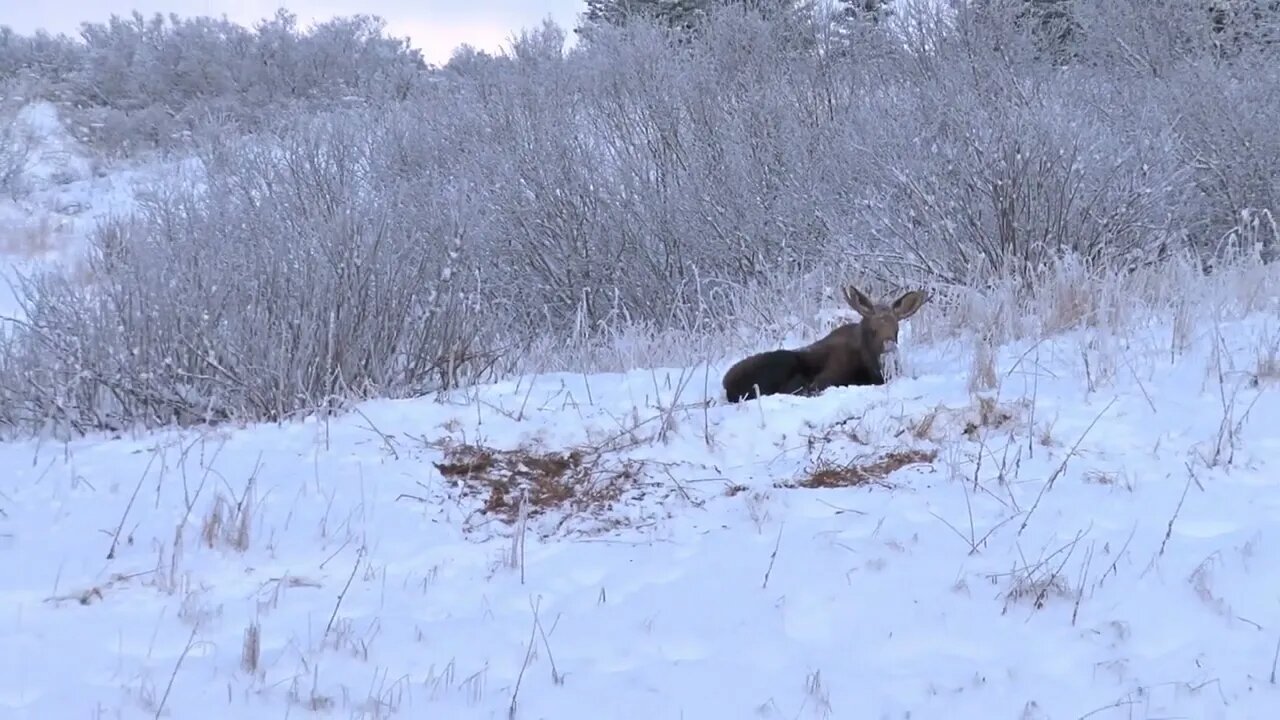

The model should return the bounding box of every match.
[6,1,585,65]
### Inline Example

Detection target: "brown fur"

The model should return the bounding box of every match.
[722,286,929,402]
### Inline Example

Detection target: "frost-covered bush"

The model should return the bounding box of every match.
[0,85,34,198]
[1,10,430,158]
[0,108,488,432]
[845,17,1198,285]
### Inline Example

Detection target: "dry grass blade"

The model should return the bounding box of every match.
[1018,396,1117,535]
[154,626,200,719]
[1270,635,1279,684]
[241,621,261,674]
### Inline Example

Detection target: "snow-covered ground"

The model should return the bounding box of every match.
[3,300,1280,719]
[4,100,1280,720]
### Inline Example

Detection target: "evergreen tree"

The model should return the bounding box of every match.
[820,0,895,59]
[1208,0,1280,57]
[834,0,894,27]
[966,0,1078,65]
[576,0,807,39]
[578,0,663,34]
[975,0,1280,66]
[1019,0,1077,65]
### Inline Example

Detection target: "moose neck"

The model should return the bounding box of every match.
[858,320,884,357]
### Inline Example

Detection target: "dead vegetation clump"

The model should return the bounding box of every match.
[907,405,942,440]
[968,332,999,392]
[1082,469,1133,491]
[999,569,1074,613]
[963,395,1024,439]
[201,490,253,552]
[779,448,938,490]
[431,441,650,528]
[1255,336,1280,382]
[902,396,1029,443]
[43,570,147,607]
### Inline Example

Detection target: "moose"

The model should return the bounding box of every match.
[722,285,929,402]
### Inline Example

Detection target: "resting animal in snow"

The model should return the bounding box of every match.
[722,285,929,403]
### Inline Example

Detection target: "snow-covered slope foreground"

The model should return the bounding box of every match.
[4,308,1280,720]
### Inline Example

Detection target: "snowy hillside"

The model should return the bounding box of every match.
[0,101,183,320]
[3,298,1280,719]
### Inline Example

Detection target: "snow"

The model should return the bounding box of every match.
[4,305,1280,719]
[4,99,1280,720]
[0,101,190,321]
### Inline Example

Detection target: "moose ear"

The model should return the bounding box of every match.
[841,285,876,317]
[891,290,929,320]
